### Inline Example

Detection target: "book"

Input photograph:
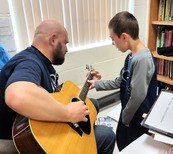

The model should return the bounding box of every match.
[142,90,173,138]
[161,0,166,21]
[95,116,113,129]
[156,26,161,47]
[158,0,165,21]
[167,30,173,46]
[171,0,173,21]
[165,0,172,21]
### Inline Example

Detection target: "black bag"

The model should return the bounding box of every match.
[157,46,173,56]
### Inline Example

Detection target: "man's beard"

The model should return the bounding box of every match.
[52,42,65,65]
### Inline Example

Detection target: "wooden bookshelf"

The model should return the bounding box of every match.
[152,51,173,61]
[152,21,173,26]
[157,75,173,85]
[148,0,173,86]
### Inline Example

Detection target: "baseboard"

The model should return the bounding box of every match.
[97,91,120,109]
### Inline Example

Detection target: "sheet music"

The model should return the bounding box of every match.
[144,90,173,135]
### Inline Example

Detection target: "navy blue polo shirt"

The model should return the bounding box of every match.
[0,46,58,139]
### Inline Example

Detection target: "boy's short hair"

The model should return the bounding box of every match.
[109,11,139,40]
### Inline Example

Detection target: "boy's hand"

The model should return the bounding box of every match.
[91,70,102,80]
[87,80,95,89]
[86,70,102,89]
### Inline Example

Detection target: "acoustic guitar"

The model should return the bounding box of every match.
[12,65,97,154]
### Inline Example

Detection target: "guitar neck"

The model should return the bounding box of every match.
[79,72,93,101]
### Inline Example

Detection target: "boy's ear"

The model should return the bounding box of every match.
[121,33,129,40]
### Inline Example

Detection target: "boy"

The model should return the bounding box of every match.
[88,11,157,151]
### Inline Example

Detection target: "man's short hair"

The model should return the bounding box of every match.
[109,11,139,40]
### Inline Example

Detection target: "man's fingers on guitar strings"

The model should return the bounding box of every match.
[85,110,90,115]
[83,117,88,122]
[84,104,88,110]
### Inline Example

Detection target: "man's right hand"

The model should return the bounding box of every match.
[66,101,90,123]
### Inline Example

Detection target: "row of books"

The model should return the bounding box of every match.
[156,58,173,80]
[156,27,173,47]
[158,0,173,21]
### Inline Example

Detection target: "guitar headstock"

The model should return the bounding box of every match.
[86,64,94,72]
[85,64,94,81]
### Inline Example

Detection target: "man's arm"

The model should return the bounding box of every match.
[5,81,89,123]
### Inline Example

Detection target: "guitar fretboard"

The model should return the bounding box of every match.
[79,72,94,101]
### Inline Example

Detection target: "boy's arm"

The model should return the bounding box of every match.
[87,69,122,90]
[94,77,121,91]
[94,68,123,91]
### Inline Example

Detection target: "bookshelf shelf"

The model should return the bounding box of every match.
[157,75,173,85]
[148,0,173,86]
[152,21,173,26]
[152,51,173,61]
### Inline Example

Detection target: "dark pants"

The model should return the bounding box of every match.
[0,139,18,154]
[116,120,148,151]
[90,98,116,154]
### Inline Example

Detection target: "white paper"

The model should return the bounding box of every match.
[149,130,173,145]
[119,134,171,154]
[107,103,121,122]
[144,91,173,135]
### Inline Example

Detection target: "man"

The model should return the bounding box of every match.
[0,20,115,154]
[88,11,157,151]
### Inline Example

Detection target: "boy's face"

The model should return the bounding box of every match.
[109,29,128,52]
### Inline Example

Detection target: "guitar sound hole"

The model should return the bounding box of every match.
[72,98,80,102]
[71,97,91,135]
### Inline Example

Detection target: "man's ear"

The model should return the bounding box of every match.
[49,34,56,46]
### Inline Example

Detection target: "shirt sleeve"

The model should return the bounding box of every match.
[6,60,42,88]
[0,44,11,70]
[122,56,155,125]
[95,76,121,91]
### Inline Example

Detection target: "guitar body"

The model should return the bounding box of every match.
[13,80,97,154]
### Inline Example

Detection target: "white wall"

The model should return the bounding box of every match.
[133,0,150,45]
[0,0,8,13]
[0,0,150,99]
[0,0,16,56]
[55,45,126,99]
